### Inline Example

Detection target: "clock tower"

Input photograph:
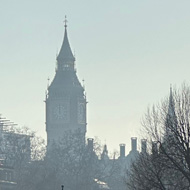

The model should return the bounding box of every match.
[45,21,86,152]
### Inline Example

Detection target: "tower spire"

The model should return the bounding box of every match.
[46,20,86,155]
[168,85,175,117]
[56,17,75,68]
[64,15,67,29]
[165,84,177,139]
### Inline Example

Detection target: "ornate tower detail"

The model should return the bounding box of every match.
[46,20,87,152]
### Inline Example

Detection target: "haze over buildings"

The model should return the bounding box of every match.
[0,0,190,153]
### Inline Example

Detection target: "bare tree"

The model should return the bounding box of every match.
[126,83,190,189]
[126,144,188,190]
[0,125,46,190]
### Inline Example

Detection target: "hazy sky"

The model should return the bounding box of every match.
[1,0,190,154]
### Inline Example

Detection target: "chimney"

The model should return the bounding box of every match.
[152,141,158,155]
[131,137,137,151]
[87,138,94,151]
[141,139,147,154]
[119,144,125,158]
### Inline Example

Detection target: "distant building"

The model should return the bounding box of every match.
[0,161,16,190]
[93,137,143,190]
[45,20,87,153]
[99,137,140,165]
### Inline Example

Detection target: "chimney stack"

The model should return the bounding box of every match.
[119,144,125,158]
[131,137,137,151]
[87,138,94,151]
[141,139,147,154]
[152,141,158,155]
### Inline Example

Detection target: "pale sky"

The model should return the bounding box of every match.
[0,0,190,154]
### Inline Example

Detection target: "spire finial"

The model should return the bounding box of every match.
[82,79,85,88]
[170,84,173,96]
[47,77,50,89]
[64,15,68,29]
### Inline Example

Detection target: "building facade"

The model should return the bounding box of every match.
[0,163,16,190]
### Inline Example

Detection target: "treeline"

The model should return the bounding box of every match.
[1,127,124,190]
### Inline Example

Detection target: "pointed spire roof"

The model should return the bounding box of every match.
[164,85,177,139]
[168,85,175,117]
[101,144,109,160]
[103,144,108,154]
[57,17,75,64]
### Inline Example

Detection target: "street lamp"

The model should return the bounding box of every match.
[61,185,64,190]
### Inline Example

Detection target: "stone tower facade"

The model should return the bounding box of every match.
[45,23,87,152]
